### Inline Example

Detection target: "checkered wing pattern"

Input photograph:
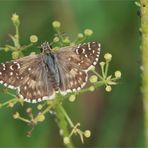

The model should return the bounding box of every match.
[55,41,101,93]
[0,55,55,103]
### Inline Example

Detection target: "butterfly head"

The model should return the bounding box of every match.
[40,41,52,54]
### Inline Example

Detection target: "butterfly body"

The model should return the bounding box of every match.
[0,41,101,103]
[44,53,60,91]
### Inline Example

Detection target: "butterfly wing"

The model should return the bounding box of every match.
[0,54,55,103]
[55,41,101,93]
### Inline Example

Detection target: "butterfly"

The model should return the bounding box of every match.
[0,41,101,103]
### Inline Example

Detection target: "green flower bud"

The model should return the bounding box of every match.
[52,21,61,28]
[53,37,60,43]
[89,86,95,92]
[84,130,91,138]
[13,112,20,119]
[4,47,9,52]
[84,29,93,36]
[37,104,43,110]
[63,137,70,145]
[105,85,112,92]
[99,62,105,67]
[12,51,19,59]
[26,108,32,113]
[114,71,121,78]
[77,33,84,39]
[89,75,98,83]
[104,53,112,62]
[37,114,45,122]
[11,13,20,26]
[30,35,38,43]
[8,102,14,108]
[69,94,76,102]
[63,37,70,44]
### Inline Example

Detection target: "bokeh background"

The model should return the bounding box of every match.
[0,0,143,147]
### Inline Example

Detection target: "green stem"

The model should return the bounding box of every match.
[18,116,30,123]
[140,1,148,147]
[59,105,74,128]
[55,102,74,148]
[0,98,17,108]
[92,69,103,79]
[104,62,109,77]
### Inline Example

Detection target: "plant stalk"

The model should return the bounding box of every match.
[140,0,148,147]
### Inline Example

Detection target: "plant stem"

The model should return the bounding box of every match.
[55,103,74,148]
[140,1,148,147]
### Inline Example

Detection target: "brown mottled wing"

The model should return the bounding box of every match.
[55,41,101,93]
[0,55,55,103]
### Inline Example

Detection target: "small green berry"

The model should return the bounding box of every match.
[30,35,38,43]
[84,130,91,138]
[114,71,121,78]
[63,137,70,145]
[69,94,76,102]
[89,75,98,83]
[52,21,61,28]
[105,85,112,92]
[104,53,112,62]
[84,29,93,36]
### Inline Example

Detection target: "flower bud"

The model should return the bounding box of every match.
[30,35,38,43]
[89,86,95,92]
[104,53,112,62]
[53,37,60,43]
[63,137,70,145]
[37,114,45,122]
[89,75,98,83]
[37,104,43,110]
[99,62,105,67]
[11,13,20,26]
[12,51,19,59]
[114,71,121,78]
[84,29,93,36]
[105,85,112,92]
[63,37,70,44]
[52,21,61,28]
[84,130,91,138]
[4,47,9,52]
[69,94,76,102]
[13,112,20,119]
[77,33,84,39]
[8,102,14,108]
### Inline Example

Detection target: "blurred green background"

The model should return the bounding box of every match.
[0,0,143,147]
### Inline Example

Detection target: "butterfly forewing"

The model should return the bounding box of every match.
[0,55,55,103]
[56,42,101,71]
[55,41,100,93]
